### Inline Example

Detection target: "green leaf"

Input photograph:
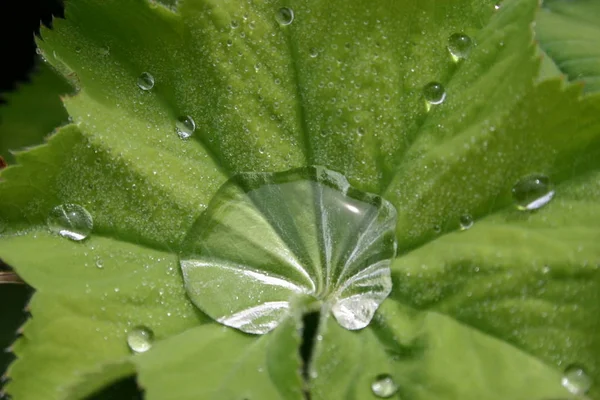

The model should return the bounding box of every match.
[390,170,600,399]
[0,0,599,398]
[536,0,600,93]
[134,317,304,400]
[0,62,71,164]
[310,301,570,400]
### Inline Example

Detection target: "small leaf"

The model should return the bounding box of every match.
[536,0,600,93]
[0,62,71,163]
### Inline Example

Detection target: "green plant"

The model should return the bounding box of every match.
[1,0,599,399]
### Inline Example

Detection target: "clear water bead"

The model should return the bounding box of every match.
[447,33,473,61]
[180,166,397,334]
[423,82,446,105]
[371,374,398,398]
[276,7,294,26]
[137,72,155,91]
[561,365,592,395]
[459,214,474,230]
[512,174,554,211]
[127,326,154,353]
[47,204,93,241]
[176,116,196,139]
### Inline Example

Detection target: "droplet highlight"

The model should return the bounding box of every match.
[459,214,473,230]
[176,116,196,139]
[137,72,155,91]
[276,7,294,26]
[512,174,554,211]
[561,365,591,395]
[127,326,154,353]
[423,82,446,106]
[180,166,397,334]
[47,204,93,241]
[371,374,398,398]
[447,33,473,61]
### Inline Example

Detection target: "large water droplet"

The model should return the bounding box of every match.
[423,82,446,106]
[459,214,473,230]
[47,204,93,241]
[137,72,155,91]
[561,365,592,395]
[512,174,554,211]
[447,33,473,61]
[127,326,154,353]
[180,166,397,334]
[276,7,294,26]
[371,374,398,398]
[176,116,196,139]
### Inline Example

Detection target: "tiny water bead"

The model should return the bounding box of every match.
[423,82,446,106]
[175,115,196,139]
[371,374,398,398]
[127,326,154,353]
[561,365,592,395]
[276,7,294,26]
[137,72,155,91]
[447,33,473,61]
[47,204,93,241]
[511,174,555,211]
[180,166,397,335]
[459,214,474,230]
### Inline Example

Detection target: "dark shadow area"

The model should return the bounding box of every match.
[86,376,144,400]
[0,0,64,100]
[300,311,320,381]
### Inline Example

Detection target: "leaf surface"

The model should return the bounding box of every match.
[0,0,599,398]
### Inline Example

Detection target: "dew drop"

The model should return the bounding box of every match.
[561,365,592,395]
[230,20,239,29]
[95,257,104,269]
[47,204,93,241]
[423,82,446,106]
[127,326,154,353]
[176,116,196,139]
[137,72,155,91]
[459,214,473,230]
[309,47,319,58]
[511,174,554,211]
[180,166,396,335]
[98,46,110,56]
[371,374,398,398]
[447,33,473,61]
[276,7,294,26]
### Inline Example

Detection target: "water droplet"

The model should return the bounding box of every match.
[180,166,397,334]
[371,374,398,398]
[175,116,196,139]
[459,214,473,230]
[95,258,104,269]
[447,33,473,61]
[127,326,154,353]
[276,7,294,26]
[512,174,554,211]
[423,82,446,106]
[309,47,319,58]
[230,20,239,29]
[98,46,110,56]
[137,72,155,91]
[47,204,93,241]
[561,365,591,395]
